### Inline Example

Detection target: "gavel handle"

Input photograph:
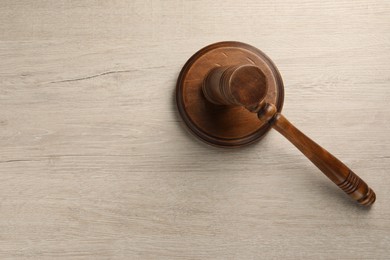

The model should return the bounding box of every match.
[257,103,376,206]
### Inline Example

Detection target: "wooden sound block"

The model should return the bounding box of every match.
[176,41,284,147]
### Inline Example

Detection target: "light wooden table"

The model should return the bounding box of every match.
[1,1,389,259]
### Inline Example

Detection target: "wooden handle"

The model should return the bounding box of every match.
[257,103,376,206]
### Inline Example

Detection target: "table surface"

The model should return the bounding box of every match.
[1,1,389,259]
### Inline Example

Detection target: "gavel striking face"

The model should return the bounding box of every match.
[176,42,375,206]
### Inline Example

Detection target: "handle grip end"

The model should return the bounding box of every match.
[338,170,376,206]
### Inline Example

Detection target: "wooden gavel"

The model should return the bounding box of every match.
[176,41,376,206]
[202,64,375,206]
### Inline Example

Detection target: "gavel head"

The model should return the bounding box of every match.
[202,65,268,109]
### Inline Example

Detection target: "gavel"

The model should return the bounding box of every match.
[176,41,376,206]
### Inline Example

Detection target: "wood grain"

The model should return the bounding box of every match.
[0,0,389,259]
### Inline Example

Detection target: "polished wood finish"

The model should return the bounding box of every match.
[202,65,268,107]
[176,42,284,147]
[200,52,376,206]
[257,103,376,206]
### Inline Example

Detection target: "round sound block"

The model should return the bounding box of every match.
[176,41,284,147]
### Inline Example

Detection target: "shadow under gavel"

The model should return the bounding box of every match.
[202,64,376,206]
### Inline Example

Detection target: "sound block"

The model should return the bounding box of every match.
[176,41,284,147]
